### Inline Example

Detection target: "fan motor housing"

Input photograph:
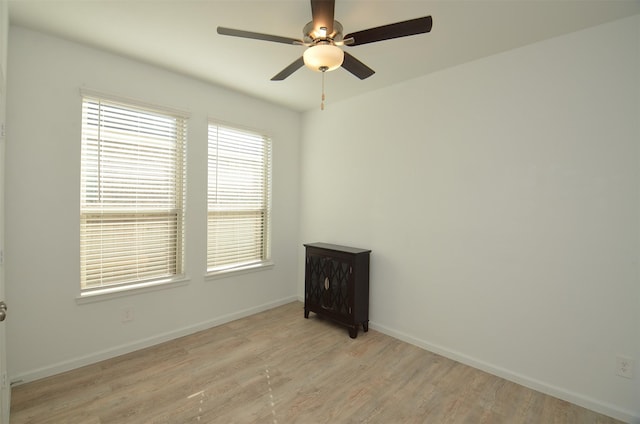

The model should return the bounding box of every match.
[303,20,344,44]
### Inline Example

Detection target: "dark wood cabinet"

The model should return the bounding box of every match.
[304,243,371,338]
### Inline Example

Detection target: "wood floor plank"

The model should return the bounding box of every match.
[10,302,624,424]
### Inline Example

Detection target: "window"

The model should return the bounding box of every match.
[80,93,187,294]
[207,122,272,274]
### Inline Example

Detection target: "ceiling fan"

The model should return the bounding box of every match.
[217,0,433,81]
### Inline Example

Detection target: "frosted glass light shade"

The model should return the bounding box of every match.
[303,44,344,72]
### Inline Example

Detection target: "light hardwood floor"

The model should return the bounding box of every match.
[11,302,623,424]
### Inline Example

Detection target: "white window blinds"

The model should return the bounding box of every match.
[80,94,187,292]
[207,123,272,272]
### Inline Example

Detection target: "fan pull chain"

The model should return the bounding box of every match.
[321,71,325,110]
[320,66,328,111]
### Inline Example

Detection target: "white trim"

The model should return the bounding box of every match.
[368,321,639,424]
[79,87,191,119]
[12,296,298,386]
[205,261,274,281]
[76,276,191,304]
[207,116,271,140]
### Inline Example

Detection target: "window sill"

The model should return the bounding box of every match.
[205,261,274,281]
[76,276,190,304]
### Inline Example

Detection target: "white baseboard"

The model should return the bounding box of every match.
[369,321,638,424]
[11,296,298,386]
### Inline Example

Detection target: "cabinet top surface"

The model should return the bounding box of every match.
[304,242,371,255]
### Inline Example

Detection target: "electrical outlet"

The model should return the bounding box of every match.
[121,306,134,323]
[616,356,634,379]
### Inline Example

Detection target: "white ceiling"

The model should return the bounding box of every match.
[8,0,640,111]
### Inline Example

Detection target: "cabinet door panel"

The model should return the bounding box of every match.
[306,254,352,316]
[306,254,325,307]
[325,258,351,315]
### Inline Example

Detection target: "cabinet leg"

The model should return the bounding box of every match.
[304,309,309,319]
[363,321,369,332]
[349,327,358,339]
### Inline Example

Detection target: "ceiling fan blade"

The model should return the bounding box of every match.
[217,27,302,45]
[310,0,335,36]
[341,52,375,80]
[344,16,433,46]
[271,57,305,81]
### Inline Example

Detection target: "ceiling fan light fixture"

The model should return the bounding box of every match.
[303,44,344,72]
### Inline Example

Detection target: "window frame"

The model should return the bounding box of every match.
[206,120,273,278]
[78,90,189,298]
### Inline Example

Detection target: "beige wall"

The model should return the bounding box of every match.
[301,15,640,422]
[5,25,301,384]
